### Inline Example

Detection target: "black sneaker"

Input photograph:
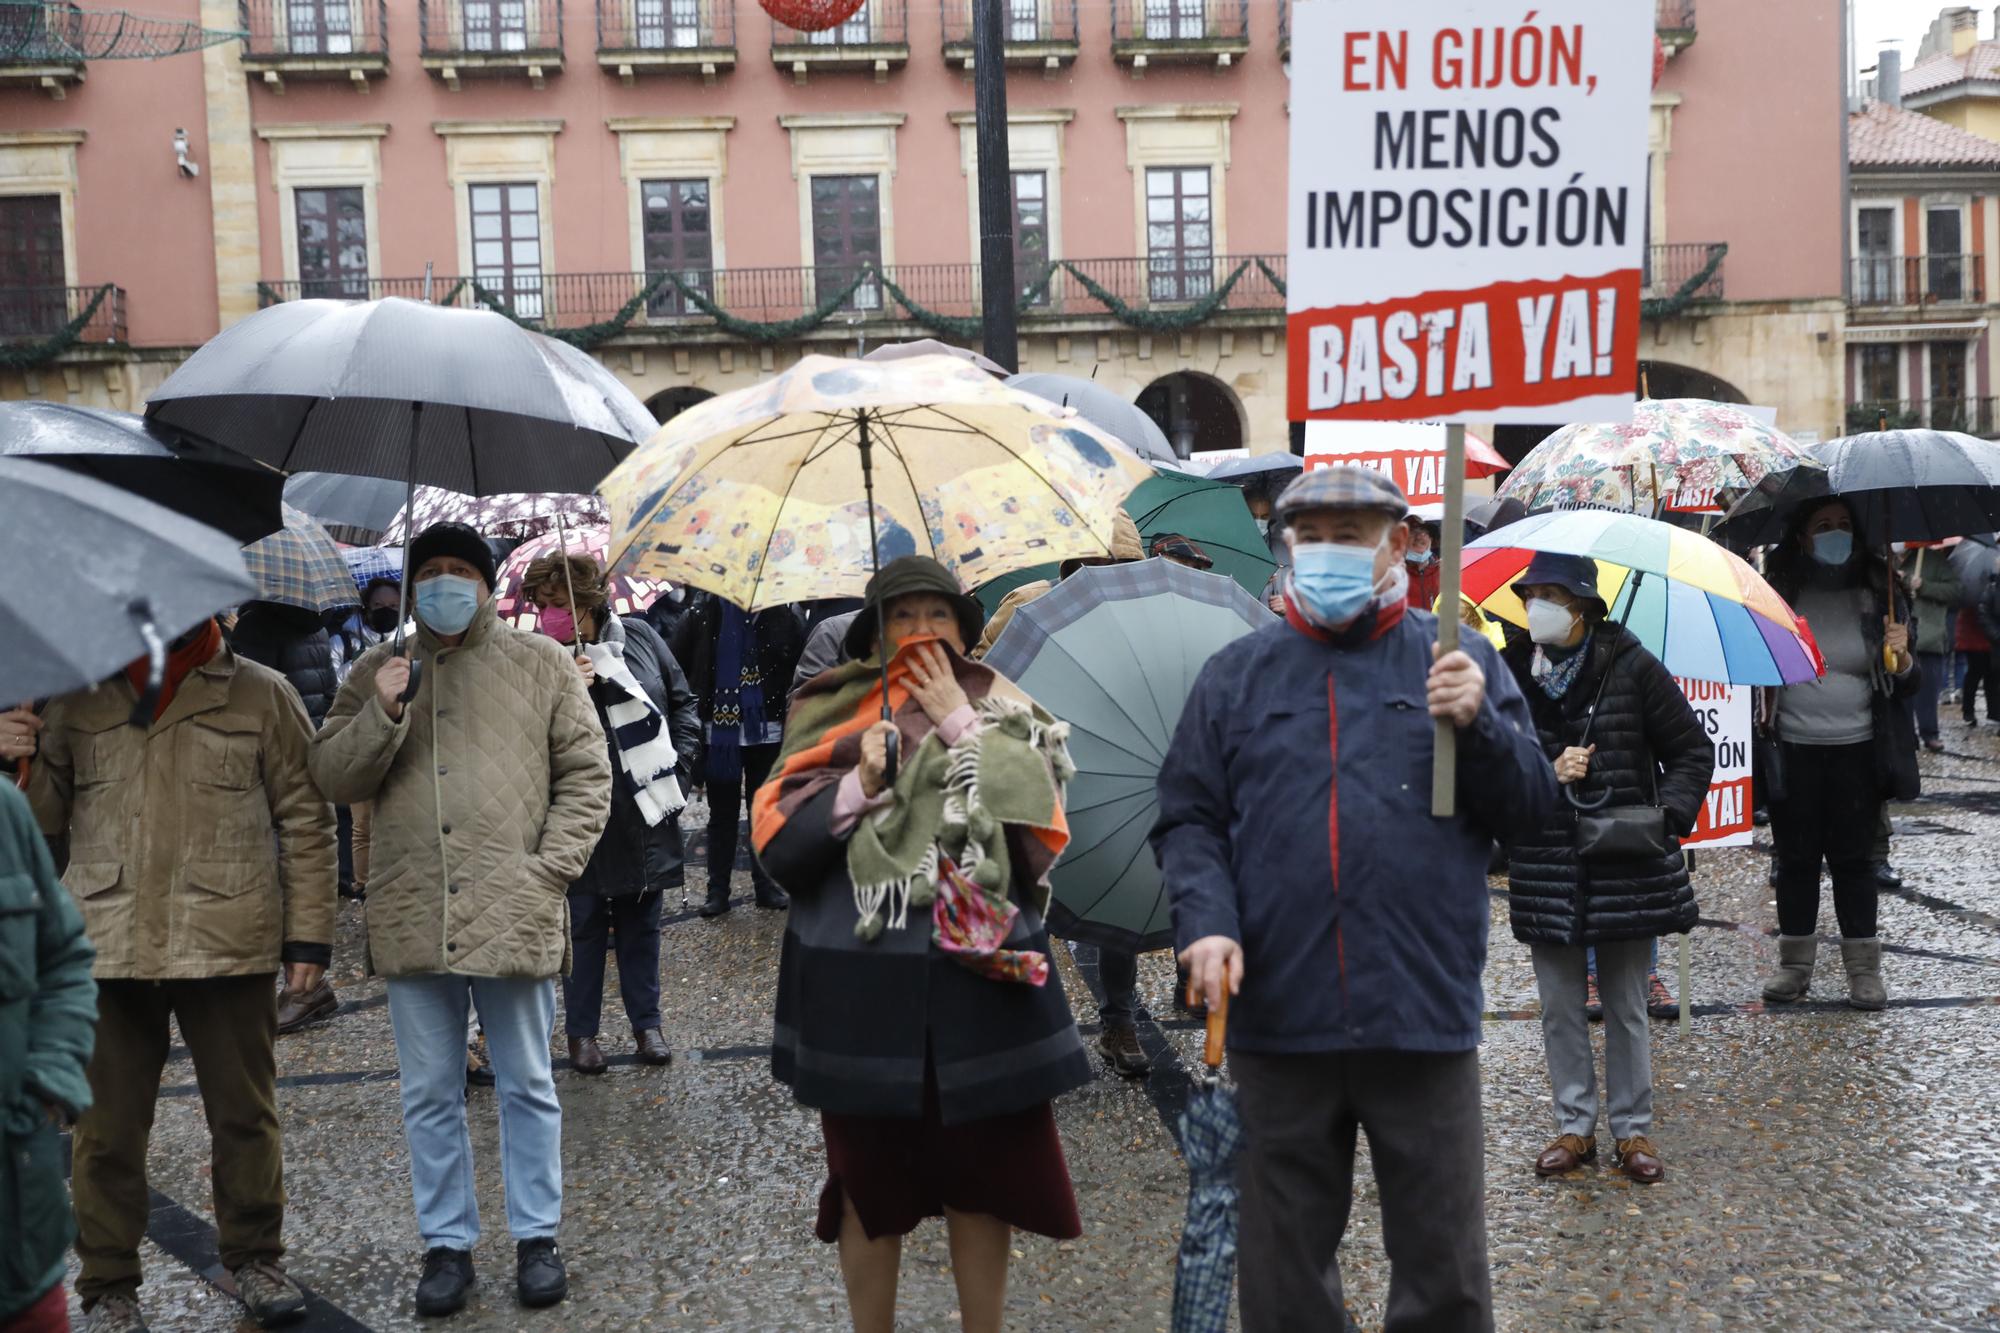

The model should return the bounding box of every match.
[414,1247,474,1318]
[516,1238,568,1309]
[698,885,732,918]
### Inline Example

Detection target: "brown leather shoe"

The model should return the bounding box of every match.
[275,981,338,1035]
[567,1036,608,1076]
[633,1028,672,1066]
[1534,1133,1597,1176]
[1615,1135,1665,1184]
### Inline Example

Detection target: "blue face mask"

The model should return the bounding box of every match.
[1291,537,1386,624]
[1810,530,1854,567]
[415,574,482,635]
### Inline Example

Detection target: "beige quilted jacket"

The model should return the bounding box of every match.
[27,647,335,980]
[308,600,611,979]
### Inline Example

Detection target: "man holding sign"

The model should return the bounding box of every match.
[1154,466,1554,1331]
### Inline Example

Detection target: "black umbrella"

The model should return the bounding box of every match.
[145,296,657,691]
[282,471,409,536]
[0,457,257,709]
[1718,429,2000,547]
[0,400,285,544]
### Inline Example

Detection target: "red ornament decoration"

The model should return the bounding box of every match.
[1652,34,1666,88]
[761,0,867,32]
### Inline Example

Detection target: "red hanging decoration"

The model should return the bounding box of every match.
[761,0,867,32]
[1652,35,1666,88]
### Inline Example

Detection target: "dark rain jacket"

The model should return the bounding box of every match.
[1153,605,1557,1055]
[230,601,338,727]
[0,783,96,1321]
[572,615,702,897]
[1501,623,1714,947]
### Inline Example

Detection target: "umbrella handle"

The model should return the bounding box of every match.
[882,727,898,787]
[11,757,26,793]
[400,656,424,705]
[1200,984,1228,1069]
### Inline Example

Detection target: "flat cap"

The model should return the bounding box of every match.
[1275,463,1409,521]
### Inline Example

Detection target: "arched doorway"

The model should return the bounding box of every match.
[1136,371,1244,459]
[645,385,715,426]
[1489,360,1749,466]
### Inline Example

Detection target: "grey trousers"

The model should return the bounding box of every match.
[1232,1048,1493,1333]
[1530,938,1653,1142]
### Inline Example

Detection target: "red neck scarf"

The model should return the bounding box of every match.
[125,618,222,722]
[1283,587,1407,645]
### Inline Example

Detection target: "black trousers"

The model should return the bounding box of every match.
[1770,740,1880,939]
[1963,650,2000,723]
[1232,1048,1492,1333]
[706,741,781,897]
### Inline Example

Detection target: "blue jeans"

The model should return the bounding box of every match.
[1098,946,1138,1027]
[564,890,664,1037]
[386,975,562,1249]
[1918,651,1948,741]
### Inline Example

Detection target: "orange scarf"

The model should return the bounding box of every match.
[125,618,222,723]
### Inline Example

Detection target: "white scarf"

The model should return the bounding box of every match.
[583,636,684,827]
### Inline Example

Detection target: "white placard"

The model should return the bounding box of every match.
[1287,2,1654,425]
[1675,677,1752,848]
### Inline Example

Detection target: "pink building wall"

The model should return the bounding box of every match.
[1657,0,1845,301]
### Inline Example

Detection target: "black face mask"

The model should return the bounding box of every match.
[366,606,401,633]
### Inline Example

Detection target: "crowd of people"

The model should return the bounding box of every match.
[0,457,1972,1333]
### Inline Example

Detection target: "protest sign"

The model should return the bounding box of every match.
[1286,2,1654,425]
[1676,677,1752,848]
[1303,420,1509,518]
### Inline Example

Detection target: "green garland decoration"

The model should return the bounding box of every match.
[1640,243,1727,321]
[1059,259,1251,332]
[0,283,114,372]
[1254,256,1287,297]
[466,271,679,349]
[874,262,1061,341]
[663,268,871,344]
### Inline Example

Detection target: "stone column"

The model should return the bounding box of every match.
[201,0,261,328]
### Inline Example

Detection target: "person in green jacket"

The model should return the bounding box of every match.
[1909,545,1962,751]
[0,779,97,1330]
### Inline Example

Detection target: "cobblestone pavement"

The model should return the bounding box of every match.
[63,727,2000,1331]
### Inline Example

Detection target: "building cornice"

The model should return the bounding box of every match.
[0,130,86,146]
[256,123,390,141]
[777,112,907,130]
[1115,103,1238,122]
[946,109,1076,126]
[431,119,565,137]
[606,117,737,134]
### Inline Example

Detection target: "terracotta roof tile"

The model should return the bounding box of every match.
[1903,43,2000,95]
[1849,100,2000,169]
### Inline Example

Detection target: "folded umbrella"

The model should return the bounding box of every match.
[1,400,284,544]
[0,457,257,706]
[243,505,361,615]
[1172,989,1243,1333]
[980,560,1273,950]
[1461,509,1821,686]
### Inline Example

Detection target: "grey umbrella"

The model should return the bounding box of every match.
[1718,428,2000,547]
[283,471,409,536]
[1005,372,1177,463]
[0,457,256,707]
[145,296,658,691]
[1202,451,1302,485]
[863,338,1007,376]
[0,400,284,543]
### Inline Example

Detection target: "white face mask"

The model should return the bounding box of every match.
[1525,597,1578,646]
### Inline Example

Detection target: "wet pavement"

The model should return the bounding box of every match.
[62,724,2000,1331]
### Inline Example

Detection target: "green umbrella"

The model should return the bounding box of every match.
[975,467,1278,611]
[982,559,1274,951]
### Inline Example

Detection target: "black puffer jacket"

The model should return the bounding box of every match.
[1502,622,1715,946]
[669,593,807,730]
[229,601,337,726]
[573,615,703,897]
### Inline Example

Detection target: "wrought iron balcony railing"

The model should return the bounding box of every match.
[258,256,1288,334]
[1848,397,2000,437]
[240,0,389,60]
[939,0,1078,56]
[1644,242,1725,302]
[1850,254,1985,307]
[1110,0,1249,61]
[420,0,564,57]
[0,284,127,343]
[597,0,734,56]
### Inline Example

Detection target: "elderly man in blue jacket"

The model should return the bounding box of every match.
[1153,464,1556,1333]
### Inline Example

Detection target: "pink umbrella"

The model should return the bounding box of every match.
[382,489,606,543]
[493,525,672,630]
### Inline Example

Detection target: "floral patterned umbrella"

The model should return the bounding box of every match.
[493,525,672,630]
[381,488,606,543]
[1497,399,1824,516]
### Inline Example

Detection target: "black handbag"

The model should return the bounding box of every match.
[1563,647,1674,863]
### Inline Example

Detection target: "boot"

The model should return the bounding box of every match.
[1761,935,1817,1003]
[567,1036,607,1075]
[699,881,731,918]
[1841,938,1888,1011]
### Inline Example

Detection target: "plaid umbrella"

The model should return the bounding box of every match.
[242,504,359,613]
[493,526,671,630]
[340,544,404,592]
[1173,989,1243,1333]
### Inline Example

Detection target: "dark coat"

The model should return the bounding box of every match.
[230,601,337,726]
[1501,623,1715,947]
[757,785,1092,1125]
[1153,607,1559,1055]
[0,782,96,1321]
[572,615,702,898]
[669,594,807,734]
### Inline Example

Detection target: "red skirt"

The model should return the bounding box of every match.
[814,1077,1080,1244]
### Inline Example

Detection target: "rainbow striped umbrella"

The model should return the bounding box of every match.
[1462,509,1821,686]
